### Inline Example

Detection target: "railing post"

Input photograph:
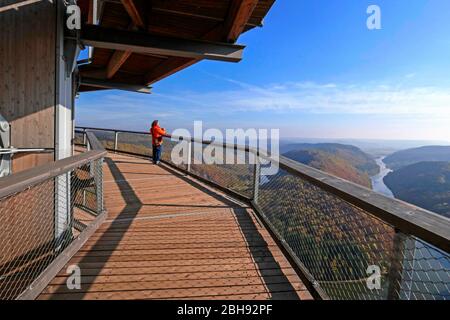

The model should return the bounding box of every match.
[83,129,87,146]
[387,229,410,300]
[82,189,86,208]
[252,156,260,203]
[94,158,104,214]
[186,140,192,172]
[114,131,119,153]
[86,133,91,151]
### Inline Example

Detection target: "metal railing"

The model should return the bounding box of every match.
[76,126,450,300]
[0,132,107,300]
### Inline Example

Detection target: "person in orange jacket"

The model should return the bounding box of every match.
[150,120,166,164]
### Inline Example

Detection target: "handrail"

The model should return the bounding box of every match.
[76,126,272,157]
[86,131,106,151]
[0,151,105,199]
[77,126,150,136]
[277,156,450,253]
[75,126,450,253]
[0,131,106,199]
[0,129,108,300]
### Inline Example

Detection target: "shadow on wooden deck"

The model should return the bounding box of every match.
[39,153,311,300]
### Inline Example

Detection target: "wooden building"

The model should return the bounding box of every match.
[0,0,278,300]
[1,1,449,302]
[0,0,275,173]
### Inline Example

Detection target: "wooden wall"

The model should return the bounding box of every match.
[11,152,55,173]
[0,0,56,171]
[0,3,69,294]
[0,3,80,297]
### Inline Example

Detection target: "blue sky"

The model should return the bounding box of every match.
[77,0,450,141]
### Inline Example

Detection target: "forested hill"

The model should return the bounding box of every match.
[384,161,450,218]
[283,143,378,188]
[384,146,450,170]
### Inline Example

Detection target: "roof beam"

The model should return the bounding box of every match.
[88,0,95,24]
[106,0,147,79]
[100,0,261,28]
[81,25,245,62]
[120,0,146,29]
[80,77,152,94]
[144,1,257,85]
[105,22,138,79]
[145,57,196,86]
[0,0,44,14]
[223,0,259,42]
[106,49,133,79]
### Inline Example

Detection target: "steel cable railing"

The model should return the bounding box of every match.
[0,132,107,300]
[75,126,450,300]
[255,163,450,300]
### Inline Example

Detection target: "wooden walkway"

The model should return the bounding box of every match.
[39,153,312,300]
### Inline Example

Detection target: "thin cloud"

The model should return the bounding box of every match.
[171,81,450,116]
[78,80,450,117]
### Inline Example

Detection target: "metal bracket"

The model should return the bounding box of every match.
[0,111,53,177]
[63,0,82,77]
[0,114,11,177]
[0,148,50,155]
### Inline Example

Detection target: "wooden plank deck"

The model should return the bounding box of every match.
[38,152,312,300]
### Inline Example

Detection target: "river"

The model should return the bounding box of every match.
[370,157,448,298]
[370,157,394,198]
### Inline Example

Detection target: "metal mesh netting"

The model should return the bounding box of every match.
[77,132,255,199]
[74,131,85,146]
[160,138,187,170]
[159,138,254,197]
[0,158,104,300]
[256,163,450,300]
[72,128,450,300]
[75,130,153,157]
[117,132,153,157]
[86,130,115,150]
[188,141,254,198]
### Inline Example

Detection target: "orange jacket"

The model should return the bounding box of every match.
[150,125,166,146]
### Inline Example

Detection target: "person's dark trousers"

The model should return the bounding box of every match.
[152,145,162,164]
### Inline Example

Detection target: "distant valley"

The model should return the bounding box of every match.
[282,143,379,188]
[382,145,450,218]
[384,146,450,170]
[384,161,450,218]
[281,142,450,219]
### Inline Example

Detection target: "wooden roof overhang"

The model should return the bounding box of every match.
[77,0,275,94]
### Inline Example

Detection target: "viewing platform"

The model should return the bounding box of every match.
[38,152,312,300]
[1,0,449,302]
[1,128,449,300]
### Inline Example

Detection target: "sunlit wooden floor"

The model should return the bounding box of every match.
[38,152,312,300]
